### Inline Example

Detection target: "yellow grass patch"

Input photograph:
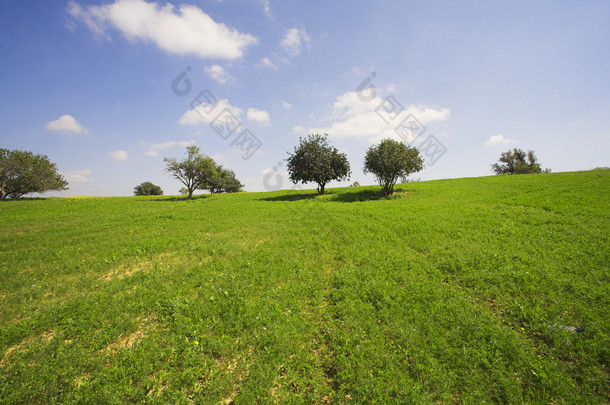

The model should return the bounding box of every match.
[0,330,55,368]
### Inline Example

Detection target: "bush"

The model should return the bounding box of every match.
[492,148,543,174]
[134,182,163,196]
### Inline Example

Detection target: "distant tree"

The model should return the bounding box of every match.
[351,181,360,187]
[134,181,163,196]
[208,168,243,193]
[364,139,424,196]
[0,148,68,200]
[164,145,216,199]
[492,148,543,174]
[285,133,351,194]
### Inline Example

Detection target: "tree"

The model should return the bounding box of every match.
[134,181,163,196]
[363,139,424,196]
[491,148,543,174]
[208,168,243,193]
[285,133,351,194]
[0,148,68,200]
[164,145,216,199]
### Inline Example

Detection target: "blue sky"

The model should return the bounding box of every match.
[1,0,608,196]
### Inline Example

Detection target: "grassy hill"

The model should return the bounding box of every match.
[1,170,608,404]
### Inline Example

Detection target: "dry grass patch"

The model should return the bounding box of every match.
[0,330,55,367]
[100,252,177,281]
[100,316,156,355]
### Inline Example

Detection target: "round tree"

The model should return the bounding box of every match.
[0,148,68,200]
[285,133,350,194]
[134,181,163,196]
[491,148,542,174]
[363,139,424,196]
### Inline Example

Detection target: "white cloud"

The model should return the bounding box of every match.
[247,108,270,125]
[62,169,94,183]
[259,57,277,69]
[67,0,257,60]
[179,98,243,125]
[280,27,310,56]
[110,150,128,160]
[204,64,234,84]
[484,134,517,147]
[303,90,450,143]
[261,0,271,18]
[46,114,88,134]
[293,125,306,133]
[281,100,292,110]
[145,140,195,156]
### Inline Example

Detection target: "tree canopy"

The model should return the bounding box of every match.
[134,181,163,196]
[208,168,244,194]
[363,139,424,195]
[285,133,351,194]
[491,148,543,174]
[164,146,243,198]
[0,148,68,200]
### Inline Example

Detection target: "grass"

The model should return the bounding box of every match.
[0,169,608,404]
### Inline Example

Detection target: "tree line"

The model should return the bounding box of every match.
[1,139,548,199]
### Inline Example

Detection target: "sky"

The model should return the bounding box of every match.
[1,0,609,196]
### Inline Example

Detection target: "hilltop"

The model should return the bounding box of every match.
[1,170,608,403]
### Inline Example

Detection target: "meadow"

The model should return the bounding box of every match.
[0,169,608,404]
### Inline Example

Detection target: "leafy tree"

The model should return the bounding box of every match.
[134,181,163,196]
[0,148,68,200]
[285,133,350,194]
[491,148,543,174]
[209,168,243,193]
[363,139,424,196]
[164,145,216,199]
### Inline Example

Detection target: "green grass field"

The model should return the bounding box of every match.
[1,170,609,404]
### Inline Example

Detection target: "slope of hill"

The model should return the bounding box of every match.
[1,170,608,403]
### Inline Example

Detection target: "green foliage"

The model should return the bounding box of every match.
[0,148,68,200]
[133,181,163,196]
[164,145,216,199]
[492,148,543,174]
[285,133,350,194]
[164,146,243,198]
[1,170,609,403]
[363,138,424,195]
[209,168,244,194]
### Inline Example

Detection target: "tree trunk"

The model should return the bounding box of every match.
[188,189,193,199]
[318,183,325,194]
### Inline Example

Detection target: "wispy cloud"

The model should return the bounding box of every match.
[67,0,257,60]
[484,134,517,147]
[110,150,128,161]
[261,0,271,18]
[46,114,88,134]
[179,98,243,126]
[204,65,234,84]
[259,57,277,70]
[280,27,310,56]
[62,169,93,183]
[247,108,271,125]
